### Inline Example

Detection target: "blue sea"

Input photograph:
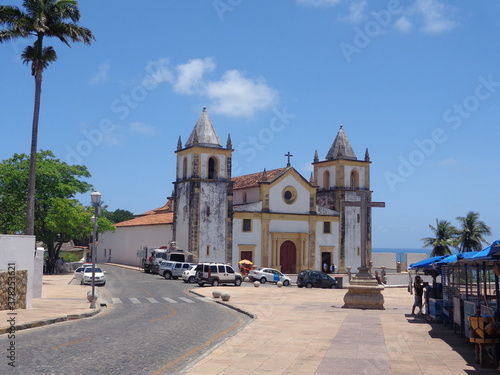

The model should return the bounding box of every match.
[372,248,433,263]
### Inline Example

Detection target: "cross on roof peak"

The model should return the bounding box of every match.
[284,151,293,167]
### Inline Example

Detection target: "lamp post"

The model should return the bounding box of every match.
[90,190,101,309]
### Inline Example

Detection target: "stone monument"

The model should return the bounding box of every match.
[342,190,385,310]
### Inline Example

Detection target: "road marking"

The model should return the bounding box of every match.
[111,298,122,304]
[146,297,159,303]
[129,297,141,304]
[178,297,195,303]
[194,297,212,303]
[162,297,178,303]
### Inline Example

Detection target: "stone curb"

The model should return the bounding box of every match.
[189,290,255,319]
[0,306,103,335]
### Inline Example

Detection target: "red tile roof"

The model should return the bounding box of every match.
[232,168,286,190]
[115,199,174,227]
[115,212,173,227]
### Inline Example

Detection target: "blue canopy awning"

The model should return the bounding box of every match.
[470,240,500,261]
[435,251,480,265]
[408,255,447,270]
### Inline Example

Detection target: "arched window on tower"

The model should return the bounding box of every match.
[323,170,330,189]
[208,157,218,179]
[350,170,359,189]
[182,157,188,179]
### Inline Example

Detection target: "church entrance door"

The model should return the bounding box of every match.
[280,240,296,274]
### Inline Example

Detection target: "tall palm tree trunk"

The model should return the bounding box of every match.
[25,66,42,235]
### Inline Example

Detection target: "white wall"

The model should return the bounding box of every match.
[372,252,397,269]
[98,225,172,267]
[315,220,340,270]
[0,235,36,308]
[269,175,310,214]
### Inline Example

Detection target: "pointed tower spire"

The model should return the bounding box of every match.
[177,136,182,151]
[309,172,314,184]
[325,124,357,161]
[364,148,370,162]
[262,168,268,182]
[313,150,319,163]
[226,134,232,149]
[192,129,199,145]
[185,107,222,148]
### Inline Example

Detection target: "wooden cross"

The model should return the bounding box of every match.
[341,190,385,275]
[284,151,293,167]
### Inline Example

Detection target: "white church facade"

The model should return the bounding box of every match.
[98,108,379,274]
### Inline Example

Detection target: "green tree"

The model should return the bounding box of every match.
[0,150,113,258]
[104,208,135,224]
[456,211,491,252]
[45,197,115,259]
[0,0,95,235]
[421,219,457,257]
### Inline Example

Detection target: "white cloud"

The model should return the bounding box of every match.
[394,16,412,33]
[129,121,155,136]
[296,0,340,7]
[414,0,458,34]
[174,58,215,95]
[142,58,174,87]
[344,1,367,23]
[140,57,278,118]
[90,60,111,85]
[206,70,278,118]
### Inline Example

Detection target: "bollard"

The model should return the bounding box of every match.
[212,289,221,298]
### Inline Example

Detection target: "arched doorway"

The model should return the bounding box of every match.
[280,240,296,274]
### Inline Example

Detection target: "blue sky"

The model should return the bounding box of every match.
[1,0,499,249]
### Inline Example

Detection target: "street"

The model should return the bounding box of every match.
[10,265,251,375]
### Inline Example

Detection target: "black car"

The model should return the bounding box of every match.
[297,270,337,289]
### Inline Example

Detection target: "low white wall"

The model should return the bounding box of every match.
[97,224,173,267]
[372,253,397,269]
[0,235,36,308]
[407,253,428,267]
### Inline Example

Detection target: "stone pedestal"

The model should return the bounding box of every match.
[342,267,385,310]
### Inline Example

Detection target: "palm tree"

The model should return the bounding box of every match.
[0,0,95,235]
[421,219,457,257]
[456,211,491,252]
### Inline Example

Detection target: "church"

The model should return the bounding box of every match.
[98,108,378,274]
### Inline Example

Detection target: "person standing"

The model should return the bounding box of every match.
[412,276,425,315]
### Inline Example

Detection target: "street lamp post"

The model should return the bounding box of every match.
[90,190,101,309]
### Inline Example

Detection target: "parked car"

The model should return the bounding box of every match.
[248,267,291,286]
[195,263,243,287]
[296,270,336,289]
[182,265,197,283]
[81,267,106,286]
[73,263,94,281]
[159,261,195,280]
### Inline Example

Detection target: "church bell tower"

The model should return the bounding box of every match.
[313,125,372,273]
[173,108,233,263]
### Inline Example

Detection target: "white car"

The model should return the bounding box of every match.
[182,265,197,283]
[73,263,94,281]
[80,267,106,286]
[249,267,291,286]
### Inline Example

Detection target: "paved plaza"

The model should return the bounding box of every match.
[0,271,499,374]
